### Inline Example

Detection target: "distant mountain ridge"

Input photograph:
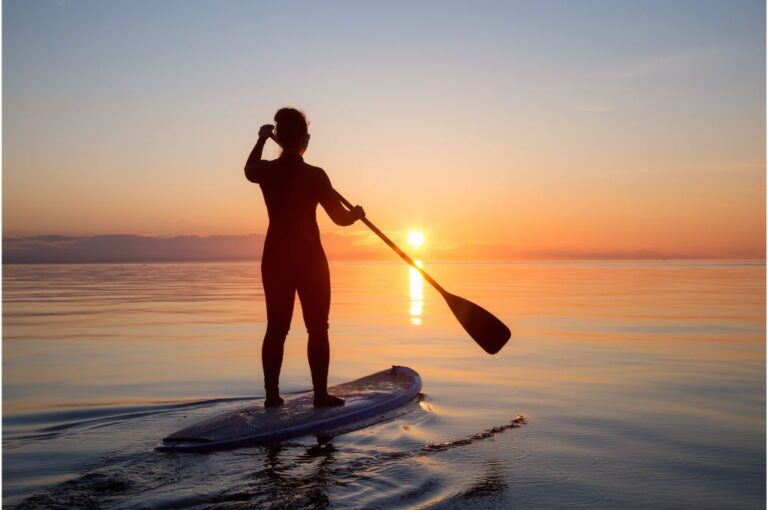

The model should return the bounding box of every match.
[3,234,266,264]
[1,233,407,264]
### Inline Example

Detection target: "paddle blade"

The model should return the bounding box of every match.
[443,292,511,355]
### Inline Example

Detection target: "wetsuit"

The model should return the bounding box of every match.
[244,152,356,397]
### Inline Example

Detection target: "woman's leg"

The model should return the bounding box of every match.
[261,261,296,406]
[297,256,343,406]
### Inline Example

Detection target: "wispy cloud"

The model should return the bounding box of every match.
[604,42,732,80]
[575,103,612,113]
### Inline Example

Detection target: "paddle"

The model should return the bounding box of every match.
[333,191,511,355]
[267,133,511,354]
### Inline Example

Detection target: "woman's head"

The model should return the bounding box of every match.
[274,107,310,155]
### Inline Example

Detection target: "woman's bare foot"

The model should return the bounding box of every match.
[264,394,284,408]
[313,393,345,407]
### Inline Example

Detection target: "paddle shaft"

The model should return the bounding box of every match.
[333,191,447,295]
[263,132,510,354]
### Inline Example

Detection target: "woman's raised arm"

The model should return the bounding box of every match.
[244,124,274,183]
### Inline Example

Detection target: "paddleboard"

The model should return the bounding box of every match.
[158,365,421,452]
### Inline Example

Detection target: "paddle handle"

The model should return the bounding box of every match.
[333,190,447,295]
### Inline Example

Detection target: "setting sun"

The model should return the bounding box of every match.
[407,231,425,248]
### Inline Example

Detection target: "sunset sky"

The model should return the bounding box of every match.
[4,0,765,259]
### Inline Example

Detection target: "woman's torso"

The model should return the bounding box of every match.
[259,155,328,263]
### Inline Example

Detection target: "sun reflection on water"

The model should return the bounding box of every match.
[409,260,424,325]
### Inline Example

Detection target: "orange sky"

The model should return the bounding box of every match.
[3,1,765,259]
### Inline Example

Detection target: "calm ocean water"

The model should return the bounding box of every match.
[3,260,765,509]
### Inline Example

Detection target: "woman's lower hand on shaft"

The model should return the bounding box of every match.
[351,206,365,222]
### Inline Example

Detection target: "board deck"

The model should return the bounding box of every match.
[157,366,421,452]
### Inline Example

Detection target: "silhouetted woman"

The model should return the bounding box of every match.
[244,108,364,407]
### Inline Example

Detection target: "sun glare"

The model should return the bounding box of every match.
[407,231,425,248]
